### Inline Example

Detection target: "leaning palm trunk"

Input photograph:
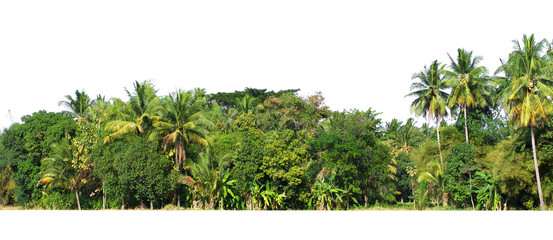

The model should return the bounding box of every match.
[531,125,546,210]
[75,190,81,210]
[436,117,443,166]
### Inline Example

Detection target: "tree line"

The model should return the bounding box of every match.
[1,34,553,210]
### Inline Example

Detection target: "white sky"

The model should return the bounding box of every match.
[2,0,553,130]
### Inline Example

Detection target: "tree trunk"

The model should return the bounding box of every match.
[75,190,81,210]
[436,117,443,167]
[122,201,125,210]
[102,182,106,210]
[346,196,350,210]
[463,104,469,144]
[177,194,181,208]
[150,200,153,210]
[411,177,415,197]
[531,125,546,211]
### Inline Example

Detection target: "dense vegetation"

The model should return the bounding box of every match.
[2,34,553,210]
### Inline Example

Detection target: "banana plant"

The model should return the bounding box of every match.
[474,170,501,210]
[309,174,347,210]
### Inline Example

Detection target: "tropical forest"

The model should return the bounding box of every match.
[2,34,553,211]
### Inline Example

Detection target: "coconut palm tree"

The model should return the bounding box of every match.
[103,81,163,143]
[398,118,416,153]
[445,48,489,143]
[495,34,553,210]
[155,89,213,170]
[406,60,450,165]
[59,90,94,121]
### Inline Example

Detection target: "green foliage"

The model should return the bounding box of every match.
[0,166,15,206]
[309,174,347,210]
[309,109,395,207]
[104,80,164,143]
[437,126,464,151]
[261,129,312,186]
[208,88,299,112]
[256,92,329,132]
[4,111,78,206]
[183,148,236,209]
[394,152,415,202]
[482,138,534,208]
[443,143,476,208]
[102,137,172,208]
[452,107,509,146]
[473,170,502,210]
[38,191,76,210]
[156,88,213,170]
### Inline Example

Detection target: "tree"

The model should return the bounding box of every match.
[109,137,172,209]
[104,80,163,143]
[181,148,235,209]
[6,111,78,207]
[407,60,450,165]
[443,143,476,209]
[418,160,447,207]
[309,109,395,207]
[155,89,213,170]
[496,34,553,210]
[36,135,94,210]
[446,48,489,143]
[59,90,94,121]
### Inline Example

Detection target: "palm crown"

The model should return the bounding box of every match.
[407,60,450,122]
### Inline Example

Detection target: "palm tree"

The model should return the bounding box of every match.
[418,161,447,207]
[495,34,553,211]
[181,148,235,209]
[445,48,489,143]
[155,89,213,170]
[59,90,94,121]
[406,60,450,165]
[36,138,92,210]
[104,81,163,143]
[383,119,402,141]
[398,118,416,153]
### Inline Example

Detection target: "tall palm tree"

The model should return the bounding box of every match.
[495,34,553,211]
[406,60,450,165]
[59,90,94,121]
[446,48,489,143]
[155,89,213,170]
[104,81,163,143]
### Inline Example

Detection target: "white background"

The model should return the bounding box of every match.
[2,0,553,130]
